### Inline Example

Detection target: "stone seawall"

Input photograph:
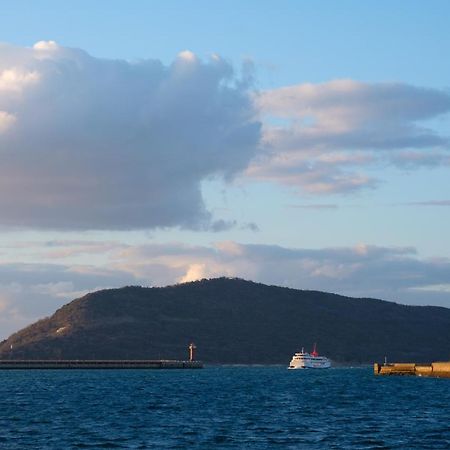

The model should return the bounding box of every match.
[374,361,450,378]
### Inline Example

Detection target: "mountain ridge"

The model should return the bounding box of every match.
[1,277,449,363]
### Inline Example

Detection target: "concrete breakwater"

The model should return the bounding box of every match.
[0,360,203,370]
[374,361,450,378]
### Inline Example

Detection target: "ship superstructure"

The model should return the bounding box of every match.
[288,344,331,369]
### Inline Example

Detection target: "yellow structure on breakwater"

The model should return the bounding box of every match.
[374,361,450,378]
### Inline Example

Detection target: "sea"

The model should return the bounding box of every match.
[0,366,449,449]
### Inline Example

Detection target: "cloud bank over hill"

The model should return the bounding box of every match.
[0,41,260,230]
[1,240,449,339]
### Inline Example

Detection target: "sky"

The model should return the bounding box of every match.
[0,1,449,338]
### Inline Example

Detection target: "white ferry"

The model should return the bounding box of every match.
[288,344,331,369]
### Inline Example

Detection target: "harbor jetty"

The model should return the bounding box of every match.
[0,342,203,370]
[0,359,203,370]
[374,361,450,378]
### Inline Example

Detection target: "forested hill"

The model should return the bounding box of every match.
[1,277,449,363]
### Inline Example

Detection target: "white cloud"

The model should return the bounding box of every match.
[0,69,40,92]
[0,41,260,230]
[33,40,59,51]
[0,111,16,133]
[179,263,208,283]
[177,50,197,62]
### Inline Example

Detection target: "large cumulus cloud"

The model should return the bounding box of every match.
[0,42,260,229]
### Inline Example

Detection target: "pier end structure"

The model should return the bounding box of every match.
[374,361,450,378]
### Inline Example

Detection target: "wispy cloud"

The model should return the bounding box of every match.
[404,200,450,207]
[249,79,450,193]
[287,203,338,210]
[240,222,260,232]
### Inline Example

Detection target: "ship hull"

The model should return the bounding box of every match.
[288,361,331,369]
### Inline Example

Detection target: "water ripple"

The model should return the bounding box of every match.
[0,367,449,448]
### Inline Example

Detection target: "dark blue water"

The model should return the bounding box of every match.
[0,367,449,449]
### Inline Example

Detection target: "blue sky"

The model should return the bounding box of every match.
[0,1,449,338]
[4,1,450,85]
